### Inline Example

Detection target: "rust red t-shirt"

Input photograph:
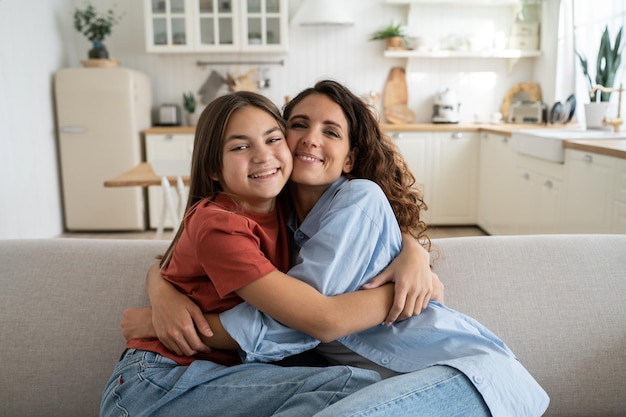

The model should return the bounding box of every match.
[127,193,290,366]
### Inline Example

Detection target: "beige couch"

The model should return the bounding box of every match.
[1,235,625,416]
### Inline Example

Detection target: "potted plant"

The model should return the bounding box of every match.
[576,26,623,128]
[370,22,406,50]
[73,3,123,60]
[183,92,198,126]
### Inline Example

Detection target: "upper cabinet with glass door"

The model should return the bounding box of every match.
[144,0,288,53]
[145,0,195,52]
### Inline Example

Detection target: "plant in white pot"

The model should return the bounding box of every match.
[576,25,623,129]
[74,3,122,61]
[183,92,198,126]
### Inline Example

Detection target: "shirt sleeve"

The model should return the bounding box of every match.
[220,180,403,363]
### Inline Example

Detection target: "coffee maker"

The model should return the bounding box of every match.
[432,88,460,124]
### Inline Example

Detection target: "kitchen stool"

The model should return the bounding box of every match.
[150,159,191,239]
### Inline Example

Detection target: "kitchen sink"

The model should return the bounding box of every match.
[511,128,626,163]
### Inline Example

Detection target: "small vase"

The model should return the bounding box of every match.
[186,112,199,127]
[88,41,109,59]
[584,102,610,130]
[385,37,404,50]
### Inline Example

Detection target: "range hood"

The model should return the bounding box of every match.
[291,0,354,26]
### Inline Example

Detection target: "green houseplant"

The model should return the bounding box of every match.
[576,25,623,102]
[183,92,198,126]
[73,3,122,59]
[370,22,406,49]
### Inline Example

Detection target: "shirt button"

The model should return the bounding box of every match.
[381,357,390,364]
[472,375,484,384]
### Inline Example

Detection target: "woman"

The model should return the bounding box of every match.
[135,81,549,417]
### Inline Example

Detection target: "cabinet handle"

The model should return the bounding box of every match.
[583,154,593,163]
[390,133,402,140]
[501,136,508,143]
[521,172,530,180]
[165,134,174,140]
[451,132,463,139]
[544,180,553,188]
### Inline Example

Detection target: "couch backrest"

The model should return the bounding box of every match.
[1,235,625,417]
[0,238,169,417]
[431,234,626,417]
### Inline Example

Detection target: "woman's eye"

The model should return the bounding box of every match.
[289,122,306,129]
[325,130,340,138]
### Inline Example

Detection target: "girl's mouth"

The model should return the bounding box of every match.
[249,168,279,179]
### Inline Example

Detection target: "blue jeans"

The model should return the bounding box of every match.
[100,349,381,416]
[314,365,491,417]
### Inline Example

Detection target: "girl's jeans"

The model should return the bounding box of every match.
[100,349,380,416]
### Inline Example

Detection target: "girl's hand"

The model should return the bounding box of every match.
[146,262,213,356]
[362,233,432,324]
[121,307,156,340]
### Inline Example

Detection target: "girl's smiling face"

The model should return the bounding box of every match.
[286,93,355,191]
[219,105,292,213]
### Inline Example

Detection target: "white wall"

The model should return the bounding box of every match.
[0,0,559,239]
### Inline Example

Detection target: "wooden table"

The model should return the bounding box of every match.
[104,162,190,239]
[103,162,190,188]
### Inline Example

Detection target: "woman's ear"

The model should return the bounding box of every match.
[342,148,357,174]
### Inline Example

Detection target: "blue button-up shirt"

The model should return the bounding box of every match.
[221,176,549,417]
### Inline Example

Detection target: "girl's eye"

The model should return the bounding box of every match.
[231,144,248,151]
[267,137,283,144]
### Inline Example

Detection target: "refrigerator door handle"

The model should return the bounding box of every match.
[59,126,87,133]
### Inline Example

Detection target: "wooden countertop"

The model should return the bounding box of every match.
[563,139,626,159]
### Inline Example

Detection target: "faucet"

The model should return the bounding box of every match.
[590,83,623,132]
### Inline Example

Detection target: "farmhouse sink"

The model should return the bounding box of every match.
[511,129,626,163]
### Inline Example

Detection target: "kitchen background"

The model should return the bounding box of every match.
[0,0,624,239]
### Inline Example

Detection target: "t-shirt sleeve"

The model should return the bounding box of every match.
[191,210,277,298]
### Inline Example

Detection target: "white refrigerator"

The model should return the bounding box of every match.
[55,67,151,231]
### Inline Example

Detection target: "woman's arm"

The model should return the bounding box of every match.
[362,233,433,323]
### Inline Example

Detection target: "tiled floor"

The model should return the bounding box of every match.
[61,226,487,241]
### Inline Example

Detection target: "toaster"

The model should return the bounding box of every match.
[509,101,544,124]
[158,104,182,126]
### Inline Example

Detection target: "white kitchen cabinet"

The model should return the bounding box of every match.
[390,132,433,223]
[429,131,479,224]
[477,132,518,235]
[390,131,478,225]
[144,0,288,53]
[611,157,626,233]
[145,132,194,229]
[563,149,614,233]
[514,154,564,234]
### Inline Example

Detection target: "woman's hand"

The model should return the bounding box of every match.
[146,262,213,356]
[121,307,156,340]
[362,233,432,324]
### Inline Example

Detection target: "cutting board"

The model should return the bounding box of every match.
[383,67,414,124]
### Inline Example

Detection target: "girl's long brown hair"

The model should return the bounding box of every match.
[283,80,430,250]
[160,92,286,268]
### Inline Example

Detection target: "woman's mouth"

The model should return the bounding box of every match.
[295,152,323,163]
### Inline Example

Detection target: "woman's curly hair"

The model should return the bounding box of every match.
[283,80,430,251]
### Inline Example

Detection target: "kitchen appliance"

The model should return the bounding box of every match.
[55,67,151,231]
[158,104,182,126]
[509,101,544,123]
[432,88,460,123]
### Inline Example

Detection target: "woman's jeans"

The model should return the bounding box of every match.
[315,365,491,417]
[101,350,491,416]
[100,349,380,417]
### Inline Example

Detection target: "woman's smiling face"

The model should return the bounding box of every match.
[285,93,355,189]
